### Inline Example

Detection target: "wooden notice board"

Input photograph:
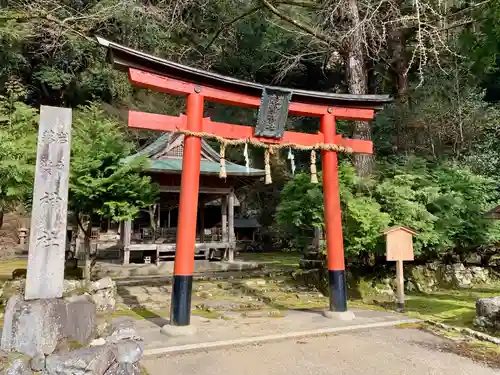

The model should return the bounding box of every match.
[384,226,416,262]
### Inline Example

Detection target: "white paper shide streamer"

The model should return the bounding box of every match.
[287,147,296,175]
[244,143,250,171]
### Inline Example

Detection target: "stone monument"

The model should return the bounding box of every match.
[0,106,145,375]
[25,106,72,300]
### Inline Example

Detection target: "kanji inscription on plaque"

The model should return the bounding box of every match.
[255,87,292,139]
[25,106,72,300]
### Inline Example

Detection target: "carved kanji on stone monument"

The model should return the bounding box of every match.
[25,106,72,300]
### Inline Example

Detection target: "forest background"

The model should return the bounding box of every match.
[1,0,500,266]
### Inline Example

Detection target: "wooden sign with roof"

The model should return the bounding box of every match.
[383,226,417,262]
[383,225,417,312]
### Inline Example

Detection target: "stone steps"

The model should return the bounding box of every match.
[113,269,291,287]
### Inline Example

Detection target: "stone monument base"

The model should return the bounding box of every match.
[0,283,144,374]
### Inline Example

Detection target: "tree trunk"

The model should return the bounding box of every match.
[148,204,157,242]
[345,0,371,176]
[83,219,92,282]
[76,214,92,282]
[0,208,4,230]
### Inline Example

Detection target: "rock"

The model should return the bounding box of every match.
[90,338,106,347]
[104,363,141,375]
[409,263,491,292]
[470,267,489,284]
[409,265,438,292]
[95,316,112,337]
[45,345,116,375]
[91,288,116,313]
[2,281,25,301]
[405,280,416,292]
[1,293,98,356]
[107,318,142,343]
[243,310,268,318]
[464,253,482,265]
[30,353,46,372]
[64,296,96,345]
[90,277,114,293]
[113,340,144,364]
[245,279,266,286]
[427,261,440,271]
[87,277,116,312]
[195,283,218,290]
[4,359,31,375]
[444,263,473,288]
[1,295,22,352]
[221,311,241,320]
[374,284,394,297]
[197,291,212,298]
[488,254,500,267]
[0,354,7,373]
[473,296,500,330]
[268,310,284,317]
[1,296,67,357]
[91,289,116,313]
[63,280,86,295]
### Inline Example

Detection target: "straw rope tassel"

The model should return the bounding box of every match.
[172,127,355,183]
[264,148,272,184]
[219,142,227,179]
[310,150,318,184]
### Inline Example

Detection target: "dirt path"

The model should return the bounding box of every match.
[143,328,498,375]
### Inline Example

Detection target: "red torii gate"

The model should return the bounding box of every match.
[98,37,392,331]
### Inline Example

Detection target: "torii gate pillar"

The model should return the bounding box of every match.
[170,93,203,327]
[321,114,349,316]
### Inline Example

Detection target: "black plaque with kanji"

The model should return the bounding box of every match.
[255,87,293,139]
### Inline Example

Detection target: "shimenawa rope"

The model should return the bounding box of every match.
[176,128,352,184]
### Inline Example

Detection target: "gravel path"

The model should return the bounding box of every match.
[143,328,498,375]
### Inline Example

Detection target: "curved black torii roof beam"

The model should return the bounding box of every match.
[96,37,392,110]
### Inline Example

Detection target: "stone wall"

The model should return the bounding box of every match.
[0,278,143,375]
[407,262,493,292]
[296,260,498,300]
[2,277,117,313]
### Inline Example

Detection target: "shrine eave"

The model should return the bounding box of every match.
[149,159,265,177]
[122,133,265,177]
[96,37,392,110]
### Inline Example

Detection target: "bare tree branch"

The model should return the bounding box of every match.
[204,5,265,51]
[277,1,320,8]
[260,0,332,45]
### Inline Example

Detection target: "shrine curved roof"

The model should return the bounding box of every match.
[96,37,392,109]
[124,133,265,177]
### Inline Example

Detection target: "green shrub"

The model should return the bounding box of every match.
[276,157,500,259]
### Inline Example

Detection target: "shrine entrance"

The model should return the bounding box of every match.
[98,37,392,329]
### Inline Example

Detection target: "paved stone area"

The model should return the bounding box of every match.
[143,328,499,375]
[134,308,416,352]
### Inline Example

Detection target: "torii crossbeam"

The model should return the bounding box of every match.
[98,37,392,330]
